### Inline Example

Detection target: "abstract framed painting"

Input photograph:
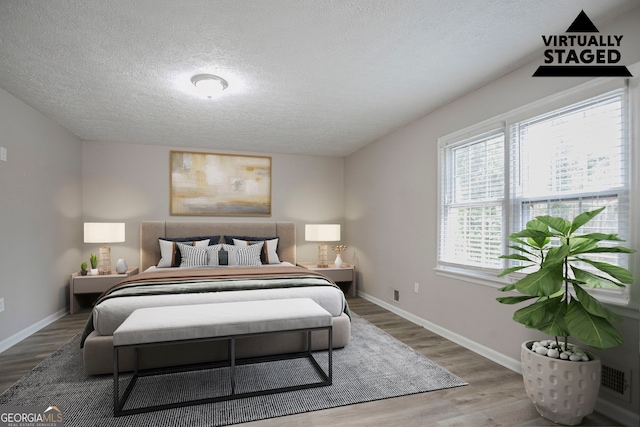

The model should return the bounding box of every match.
[170,150,272,216]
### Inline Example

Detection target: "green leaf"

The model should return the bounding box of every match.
[578,258,635,284]
[585,246,636,254]
[538,297,569,337]
[536,215,571,235]
[526,218,549,231]
[507,245,537,257]
[578,233,625,242]
[499,254,532,262]
[571,266,625,289]
[568,238,598,255]
[573,285,621,323]
[541,245,569,268]
[570,207,605,234]
[497,265,529,277]
[508,237,541,250]
[566,299,623,349]
[498,283,516,292]
[513,264,563,296]
[510,229,551,248]
[496,295,537,304]
[513,296,569,337]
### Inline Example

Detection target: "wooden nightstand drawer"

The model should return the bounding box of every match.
[299,263,356,298]
[74,274,125,293]
[327,268,353,282]
[70,268,138,314]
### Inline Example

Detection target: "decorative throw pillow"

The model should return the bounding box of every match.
[177,243,209,267]
[233,238,280,264]
[221,243,263,266]
[157,238,211,267]
[204,244,224,266]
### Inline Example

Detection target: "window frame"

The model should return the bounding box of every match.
[436,78,632,307]
[438,127,506,273]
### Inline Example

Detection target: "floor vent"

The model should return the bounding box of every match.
[601,362,631,403]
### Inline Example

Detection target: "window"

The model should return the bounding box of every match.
[439,129,505,271]
[438,88,630,302]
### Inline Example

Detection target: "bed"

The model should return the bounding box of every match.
[81,221,351,375]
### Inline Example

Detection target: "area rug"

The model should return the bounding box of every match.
[0,314,467,426]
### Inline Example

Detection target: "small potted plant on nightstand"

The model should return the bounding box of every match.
[80,261,88,276]
[496,207,635,425]
[89,253,99,275]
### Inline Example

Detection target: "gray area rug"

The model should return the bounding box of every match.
[0,314,467,426]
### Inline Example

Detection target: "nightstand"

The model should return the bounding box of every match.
[300,263,356,298]
[69,267,138,314]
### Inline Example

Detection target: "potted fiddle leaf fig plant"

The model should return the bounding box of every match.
[496,207,635,426]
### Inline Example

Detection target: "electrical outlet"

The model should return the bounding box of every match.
[414,282,419,293]
[0,297,4,312]
[393,290,400,302]
[0,147,6,162]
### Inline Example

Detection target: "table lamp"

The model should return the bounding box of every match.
[305,224,340,268]
[84,222,125,275]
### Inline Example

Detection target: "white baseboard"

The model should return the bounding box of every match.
[356,291,638,427]
[357,291,522,372]
[595,397,639,427]
[0,308,68,354]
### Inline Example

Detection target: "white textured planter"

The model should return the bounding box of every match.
[521,341,601,426]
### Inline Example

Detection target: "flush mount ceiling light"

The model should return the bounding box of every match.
[191,74,229,98]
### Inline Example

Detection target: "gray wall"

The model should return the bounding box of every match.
[0,87,82,343]
[344,9,640,420]
[81,141,345,268]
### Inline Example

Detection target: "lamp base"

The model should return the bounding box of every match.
[316,242,328,268]
[98,244,111,275]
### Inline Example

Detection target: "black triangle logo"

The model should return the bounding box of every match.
[566,10,599,33]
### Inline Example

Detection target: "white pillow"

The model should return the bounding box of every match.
[157,239,210,267]
[233,238,280,264]
[222,242,263,266]
[205,244,224,266]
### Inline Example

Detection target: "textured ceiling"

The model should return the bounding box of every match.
[0,0,636,157]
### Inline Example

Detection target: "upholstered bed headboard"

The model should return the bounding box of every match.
[140,221,296,271]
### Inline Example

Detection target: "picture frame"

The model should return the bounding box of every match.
[170,150,272,216]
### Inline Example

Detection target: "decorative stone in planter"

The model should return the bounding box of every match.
[521,341,601,426]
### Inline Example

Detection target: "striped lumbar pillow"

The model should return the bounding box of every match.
[177,243,209,267]
[222,242,263,266]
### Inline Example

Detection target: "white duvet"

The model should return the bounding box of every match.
[92,263,346,336]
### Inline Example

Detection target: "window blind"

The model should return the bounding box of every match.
[511,89,626,204]
[439,129,505,270]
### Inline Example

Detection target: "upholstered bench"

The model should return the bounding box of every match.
[112,298,333,416]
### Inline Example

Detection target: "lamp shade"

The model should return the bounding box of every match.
[84,223,125,243]
[305,224,340,242]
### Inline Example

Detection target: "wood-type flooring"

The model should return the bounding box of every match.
[0,297,621,426]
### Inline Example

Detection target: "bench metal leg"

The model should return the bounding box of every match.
[113,325,333,416]
[230,337,236,394]
[113,346,142,416]
[113,347,119,414]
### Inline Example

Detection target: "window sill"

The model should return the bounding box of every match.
[434,266,510,289]
[434,266,639,320]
